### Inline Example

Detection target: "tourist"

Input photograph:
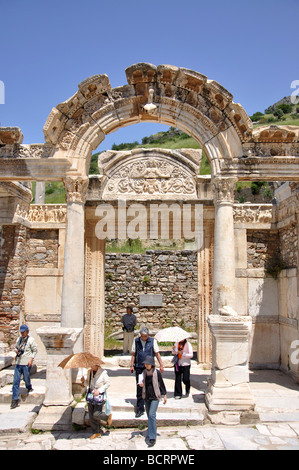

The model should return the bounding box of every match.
[81,363,112,439]
[172,338,193,399]
[139,355,167,447]
[11,324,38,409]
[121,305,137,354]
[130,327,164,418]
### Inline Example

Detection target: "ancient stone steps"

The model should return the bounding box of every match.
[72,400,208,429]
[0,367,45,405]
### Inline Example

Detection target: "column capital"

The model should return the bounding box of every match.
[63,175,89,204]
[212,176,238,205]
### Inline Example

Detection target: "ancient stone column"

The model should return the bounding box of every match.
[205,177,255,415]
[212,177,237,314]
[35,181,45,204]
[61,176,89,353]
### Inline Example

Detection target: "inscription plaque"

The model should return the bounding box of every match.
[139,294,163,307]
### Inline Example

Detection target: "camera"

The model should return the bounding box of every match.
[16,348,25,358]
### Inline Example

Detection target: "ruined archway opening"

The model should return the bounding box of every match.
[82,122,214,364]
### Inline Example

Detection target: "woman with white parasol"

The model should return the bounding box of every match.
[155,326,193,399]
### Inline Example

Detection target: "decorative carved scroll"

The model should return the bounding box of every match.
[103,157,197,197]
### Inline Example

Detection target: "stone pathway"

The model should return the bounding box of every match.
[0,362,299,451]
[0,422,299,450]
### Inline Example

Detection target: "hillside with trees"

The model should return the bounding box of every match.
[250,96,299,126]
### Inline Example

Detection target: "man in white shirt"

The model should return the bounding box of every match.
[11,324,38,409]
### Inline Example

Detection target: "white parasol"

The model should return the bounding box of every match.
[154,326,191,343]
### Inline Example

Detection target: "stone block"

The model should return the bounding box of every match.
[32,405,73,432]
[0,409,38,434]
[72,402,86,427]
[213,365,249,386]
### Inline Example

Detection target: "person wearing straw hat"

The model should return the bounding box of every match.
[139,355,167,447]
[80,360,112,439]
[172,338,193,399]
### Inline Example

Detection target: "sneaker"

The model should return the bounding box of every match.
[135,410,144,418]
[148,439,156,447]
[10,400,19,409]
[174,396,182,400]
[27,387,34,393]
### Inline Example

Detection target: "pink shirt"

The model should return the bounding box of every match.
[172,341,193,366]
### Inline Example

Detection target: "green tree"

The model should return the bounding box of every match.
[273,108,284,119]
[250,112,264,122]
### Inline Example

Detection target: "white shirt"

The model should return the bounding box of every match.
[15,336,38,366]
[84,368,110,393]
[172,341,193,366]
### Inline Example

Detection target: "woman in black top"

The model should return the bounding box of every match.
[139,355,167,447]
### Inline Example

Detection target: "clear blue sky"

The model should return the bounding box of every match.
[0,0,298,152]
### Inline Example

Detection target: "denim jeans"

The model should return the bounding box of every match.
[145,399,159,440]
[12,364,32,400]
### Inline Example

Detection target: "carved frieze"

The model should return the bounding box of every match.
[28,205,67,223]
[0,127,23,145]
[103,156,197,197]
[0,143,54,159]
[253,125,298,143]
[233,204,273,224]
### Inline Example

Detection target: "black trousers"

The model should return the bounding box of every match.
[87,402,109,433]
[174,365,191,397]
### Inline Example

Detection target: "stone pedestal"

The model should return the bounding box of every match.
[36,326,82,406]
[205,315,255,412]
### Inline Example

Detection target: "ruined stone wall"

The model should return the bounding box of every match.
[27,230,59,268]
[104,250,198,331]
[0,225,29,345]
[247,230,279,269]
[279,223,298,269]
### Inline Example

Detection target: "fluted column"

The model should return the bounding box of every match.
[212,177,237,314]
[61,176,89,352]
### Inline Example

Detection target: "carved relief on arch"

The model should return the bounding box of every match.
[253,125,299,143]
[100,148,201,199]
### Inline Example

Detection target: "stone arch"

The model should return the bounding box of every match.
[43,63,253,178]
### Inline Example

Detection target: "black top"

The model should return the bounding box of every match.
[145,369,167,401]
[121,313,137,332]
